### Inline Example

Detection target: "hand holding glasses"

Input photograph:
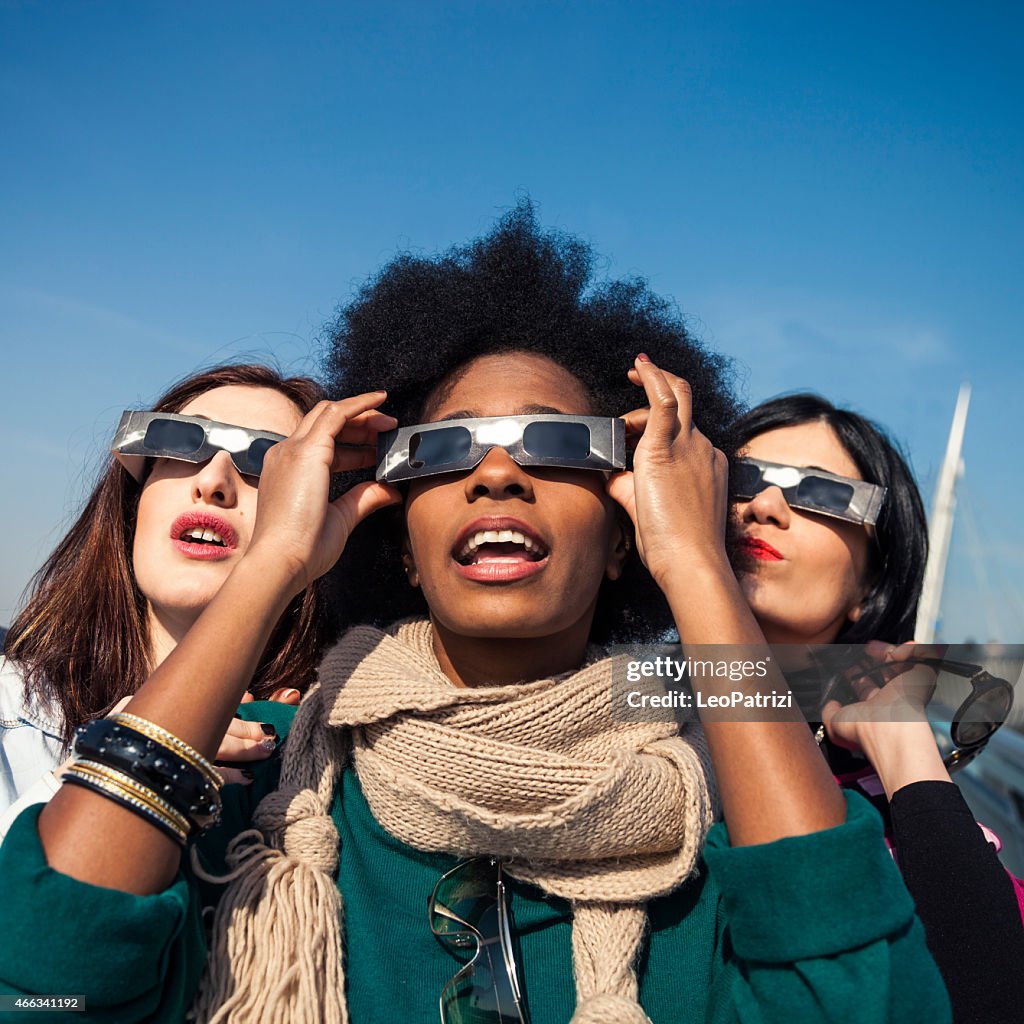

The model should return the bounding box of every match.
[817,645,1015,772]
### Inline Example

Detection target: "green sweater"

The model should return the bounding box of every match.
[0,702,950,1024]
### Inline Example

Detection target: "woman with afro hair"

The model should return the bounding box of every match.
[0,204,950,1024]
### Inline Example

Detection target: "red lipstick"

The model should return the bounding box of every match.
[169,512,239,561]
[741,536,783,562]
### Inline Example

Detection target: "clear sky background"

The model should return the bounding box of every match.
[2,1,1021,642]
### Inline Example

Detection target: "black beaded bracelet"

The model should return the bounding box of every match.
[73,718,222,834]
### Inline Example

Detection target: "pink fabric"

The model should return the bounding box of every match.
[1010,873,1024,924]
[978,822,1003,852]
[973,822,1024,925]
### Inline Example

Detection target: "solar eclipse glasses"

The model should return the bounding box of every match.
[376,415,626,484]
[731,457,887,526]
[111,411,286,482]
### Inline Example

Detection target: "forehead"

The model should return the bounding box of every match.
[425,352,593,420]
[742,421,862,481]
[178,385,303,436]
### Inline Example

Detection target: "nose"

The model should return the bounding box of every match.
[192,451,241,507]
[463,447,534,502]
[739,485,791,528]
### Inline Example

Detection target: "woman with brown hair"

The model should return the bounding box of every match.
[0,363,332,819]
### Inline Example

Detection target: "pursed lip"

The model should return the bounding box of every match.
[740,535,783,562]
[451,515,550,584]
[169,511,239,560]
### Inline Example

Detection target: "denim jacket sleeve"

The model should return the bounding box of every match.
[0,658,64,815]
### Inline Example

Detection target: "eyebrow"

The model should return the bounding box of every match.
[433,405,570,422]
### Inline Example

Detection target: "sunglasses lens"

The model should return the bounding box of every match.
[410,426,473,470]
[731,461,764,499]
[244,437,278,476]
[952,686,1012,747]
[795,476,855,514]
[441,968,522,1024]
[431,860,499,941]
[143,418,206,455]
[522,421,590,460]
[432,860,526,1024]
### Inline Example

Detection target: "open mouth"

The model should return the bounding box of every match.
[170,512,237,554]
[454,528,549,566]
[179,526,228,548]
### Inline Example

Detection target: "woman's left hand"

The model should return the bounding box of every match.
[607,354,731,588]
[822,640,951,798]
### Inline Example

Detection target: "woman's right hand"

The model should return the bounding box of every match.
[245,392,402,597]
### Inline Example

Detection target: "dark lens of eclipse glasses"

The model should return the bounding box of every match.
[245,437,278,475]
[410,426,474,469]
[143,418,206,455]
[795,476,855,514]
[731,461,763,497]
[522,421,591,460]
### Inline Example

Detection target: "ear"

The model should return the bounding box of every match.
[605,517,632,582]
[400,533,421,588]
[846,577,876,624]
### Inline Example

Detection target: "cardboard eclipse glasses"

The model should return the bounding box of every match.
[731,457,887,526]
[376,415,626,484]
[111,410,286,482]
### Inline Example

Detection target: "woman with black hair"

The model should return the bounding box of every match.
[0,209,950,1023]
[730,393,1024,1024]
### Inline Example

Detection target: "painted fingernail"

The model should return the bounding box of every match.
[636,353,651,363]
[281,689,300,701]
[260,737,277,753]
[260,723,277,737]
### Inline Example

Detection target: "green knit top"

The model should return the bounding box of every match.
[0,701,951,1024]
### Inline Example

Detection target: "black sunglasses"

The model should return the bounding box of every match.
[818,650,1015,772]
[428,857,529,1024]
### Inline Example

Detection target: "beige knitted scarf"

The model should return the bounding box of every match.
[192,618,716,1024]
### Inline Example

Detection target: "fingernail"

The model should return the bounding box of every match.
[636,353,651,363]
[260,723,277,737]
[281,689,300,700]
[260,737,277,753]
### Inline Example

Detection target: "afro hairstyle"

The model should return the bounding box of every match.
[322,201,741,643]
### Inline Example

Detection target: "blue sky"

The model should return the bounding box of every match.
[2,1,1021,641]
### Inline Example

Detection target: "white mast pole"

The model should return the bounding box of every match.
[915,383,971,643]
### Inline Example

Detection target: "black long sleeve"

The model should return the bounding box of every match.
[889,780,1024,1024]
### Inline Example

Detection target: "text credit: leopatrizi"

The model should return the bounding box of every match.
[622,655,793,709]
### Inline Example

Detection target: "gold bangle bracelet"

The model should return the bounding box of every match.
[72,759,191,835]
[63,767,188,844]
[110,713,224,789]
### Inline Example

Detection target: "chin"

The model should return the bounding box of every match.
[432,600,584,641]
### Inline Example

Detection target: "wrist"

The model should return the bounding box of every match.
[236,544,309,604]
[859,720,950,800]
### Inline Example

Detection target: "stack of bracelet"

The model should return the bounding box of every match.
[62,712,224,845]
